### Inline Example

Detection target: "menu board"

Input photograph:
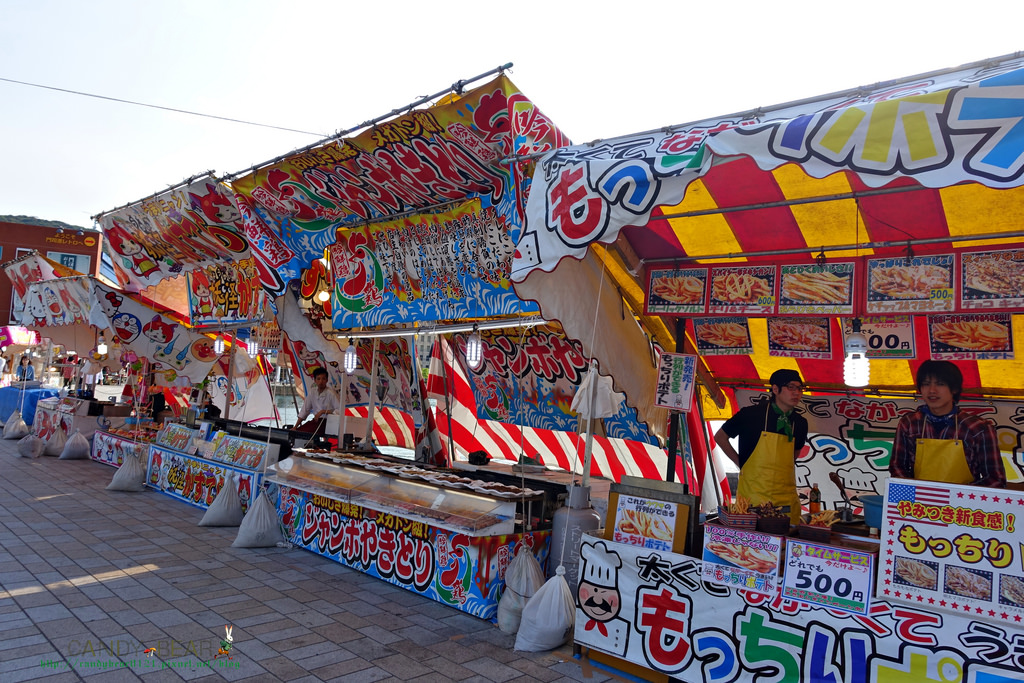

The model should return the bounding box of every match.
[212,434,270,469]
[778,262,855,315]
[767,316,832,359]
[155,423,197,452]
[701,523,783,593]
[929,313,1014,360]
[611,495,678,552]
[960,248,1024,310]
[782,540,875,615]
[866,254,955,314]
[653,353,697,411]
[692,317,752,355]
[708,265,776,315]
[841,315,916,359]
[879,478,1024,620]
[645,267,708,315]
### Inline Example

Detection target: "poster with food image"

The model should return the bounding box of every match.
[646,267,708,315]
[768,317,832,359]
[779,262,855,315]
[880,478,1024,620]
[693,317,753,355]
[708,265,776,315]
[866,254,955,314]
[928,313,1013,360]
[612,495,677,551]
[841,315,915,359]
[701,523,783,593]
[960,248,1024,310]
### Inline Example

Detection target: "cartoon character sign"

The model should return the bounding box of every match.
[142,316,177,345]
[107,223,162,279]
[578,541,630,657]
[189,183,240,225]
[190,270,214,318]
[111,312,141,343]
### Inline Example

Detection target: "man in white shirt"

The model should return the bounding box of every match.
[296,367,339,434]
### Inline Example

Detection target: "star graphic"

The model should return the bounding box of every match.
[969,493,976,500]
[952,602,959,610]
[956,491,964,498]
[993,497,1000,504]
[940,600,947,607]
[928,597,935,604]
[980,494,988,501]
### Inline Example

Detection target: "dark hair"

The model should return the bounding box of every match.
[916,360,963,403]
[19,355,30,363]
[311,367,328,379]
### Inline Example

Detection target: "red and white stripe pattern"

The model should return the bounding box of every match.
[342,405,416,449]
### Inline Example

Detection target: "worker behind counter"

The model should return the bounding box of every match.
[714,369,808,524]
[890,360,1005,488]
[294,367,339,434]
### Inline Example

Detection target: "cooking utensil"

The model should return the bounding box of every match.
[828,472,855,522]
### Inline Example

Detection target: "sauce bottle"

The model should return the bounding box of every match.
[809,483,821,513]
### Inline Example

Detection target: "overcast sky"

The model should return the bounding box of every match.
[2,1,1020,228]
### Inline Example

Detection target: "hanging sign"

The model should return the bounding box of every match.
[645,267,708,315]
[692,317,752,355]
[701,523,783,593]
[653,353,697,411]
[767,316,832,359]
[841,315,916,359]
[782,540,875,615]
[708,265,776,315]
[778,262,855,315]
[960,248,1024,311]
[866,254,955,314]
[928,312,1014,360]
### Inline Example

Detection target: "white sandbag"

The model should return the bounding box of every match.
[17,433,44,458]
[106,453,147,492]
[59,430,91,460]
[199,473,245,527]
[514,568,576,652]
[4,411,29,439]
[43,428,68,457]
[232,488,284,547]
[496,545,545,634]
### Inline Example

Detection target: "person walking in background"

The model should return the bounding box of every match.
[16,355,35,381]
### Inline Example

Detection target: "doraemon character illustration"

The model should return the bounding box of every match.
[578,541,630,657]
[111,312,141,343]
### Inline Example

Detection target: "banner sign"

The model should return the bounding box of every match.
[654,353,697,411]
[327,201,533,325]
[701,523,783,593]
[767,316,832,359]
[708,265,776,315]
[186,258,267,326]
[99,177,252,293]
[22,277,92,328]
[645,267,708,315]
[576,534,1024,680]
[146,446,263,513]
[928,312,1014,360]
[842,315,916,359]
[274,483,550,619]
[693,317,752,355]
[782,539,875,615]
[866,254,955,314]
[960,248,1024,311]
[778,262,855,315]
[880,478,1024,620]
[91,430,146,469]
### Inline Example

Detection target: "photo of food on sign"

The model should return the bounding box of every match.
[929,314,1012,354]
[893,556,939,591]
[780,268,852,305]
[649,271,704,305]
[711,271,772,304]
[767,317,830,352]
[944,565,993,601]
[704,541,779,574]
[961,249,1024,298]
[999,575,1024,608]
[694,318,751,350]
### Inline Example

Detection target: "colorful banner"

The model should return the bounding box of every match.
[99,177,252,293]
[929,313,1014,360]
[91,430,147,468]
[0,326,39,349]
[576,534,1024,681]
[274,483,550,619]
[22,276,91,328]
[186,259,267,326]
[146,446,263,513]
[708,265,776,315]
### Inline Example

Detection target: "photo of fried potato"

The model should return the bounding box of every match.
[617,507,674,541]
[706,541,779,574]
[870,264,949,299]
[894,556,938,590]
[712,273,771,303]
[697,321,749,348]
[999,575,1024,607]
[768,320,829,351]
[964,254,1024,296]
[932,319,1009,351]
[944,566,992,600]
[652,276,704,304]
[782,271,851,303]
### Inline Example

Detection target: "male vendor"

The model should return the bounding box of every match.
[295,367,339,435]
[714,369,808,523]
[890,360,1005,487]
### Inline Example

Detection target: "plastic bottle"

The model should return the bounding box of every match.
[809,483,821,514]
[548,485,602,594]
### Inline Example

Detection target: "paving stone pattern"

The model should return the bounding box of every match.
[0,443,610,682]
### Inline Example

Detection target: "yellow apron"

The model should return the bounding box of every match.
[914,413,973,484]
[737,430,802,524]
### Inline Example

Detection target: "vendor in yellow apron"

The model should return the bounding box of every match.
[913,412,973,485]
[737,405,803,524]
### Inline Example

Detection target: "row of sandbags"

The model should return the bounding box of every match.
[5,409,90,459]
[497,545,576,652]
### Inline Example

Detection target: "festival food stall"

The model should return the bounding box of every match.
[511,53,1024,681]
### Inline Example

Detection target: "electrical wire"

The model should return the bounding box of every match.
[0,76,328,137]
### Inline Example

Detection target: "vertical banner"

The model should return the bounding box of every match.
[654,353,697,411]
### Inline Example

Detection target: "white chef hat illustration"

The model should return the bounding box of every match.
[580,541,622,588]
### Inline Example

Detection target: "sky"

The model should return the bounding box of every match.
[1,0,1021,228]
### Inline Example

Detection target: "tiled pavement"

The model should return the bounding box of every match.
[0,442,611,682]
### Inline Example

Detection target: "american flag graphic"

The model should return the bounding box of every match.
[887,482,950,527]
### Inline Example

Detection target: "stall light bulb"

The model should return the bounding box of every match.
[466,328,483,370]
[214,337,225,355]
[96,333,108,356]
[844,322,870,388]
[317,289,330,303]
[344,342,358,375]
[248,340,259,358]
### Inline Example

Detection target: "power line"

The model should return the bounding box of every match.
[0,76,328,137]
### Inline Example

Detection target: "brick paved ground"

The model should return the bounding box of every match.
[0,442,610,682]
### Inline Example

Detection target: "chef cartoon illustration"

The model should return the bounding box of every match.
[577,541,629,656]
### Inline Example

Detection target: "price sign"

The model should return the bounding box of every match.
[782,540,875,615]
[842,316,915,359]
